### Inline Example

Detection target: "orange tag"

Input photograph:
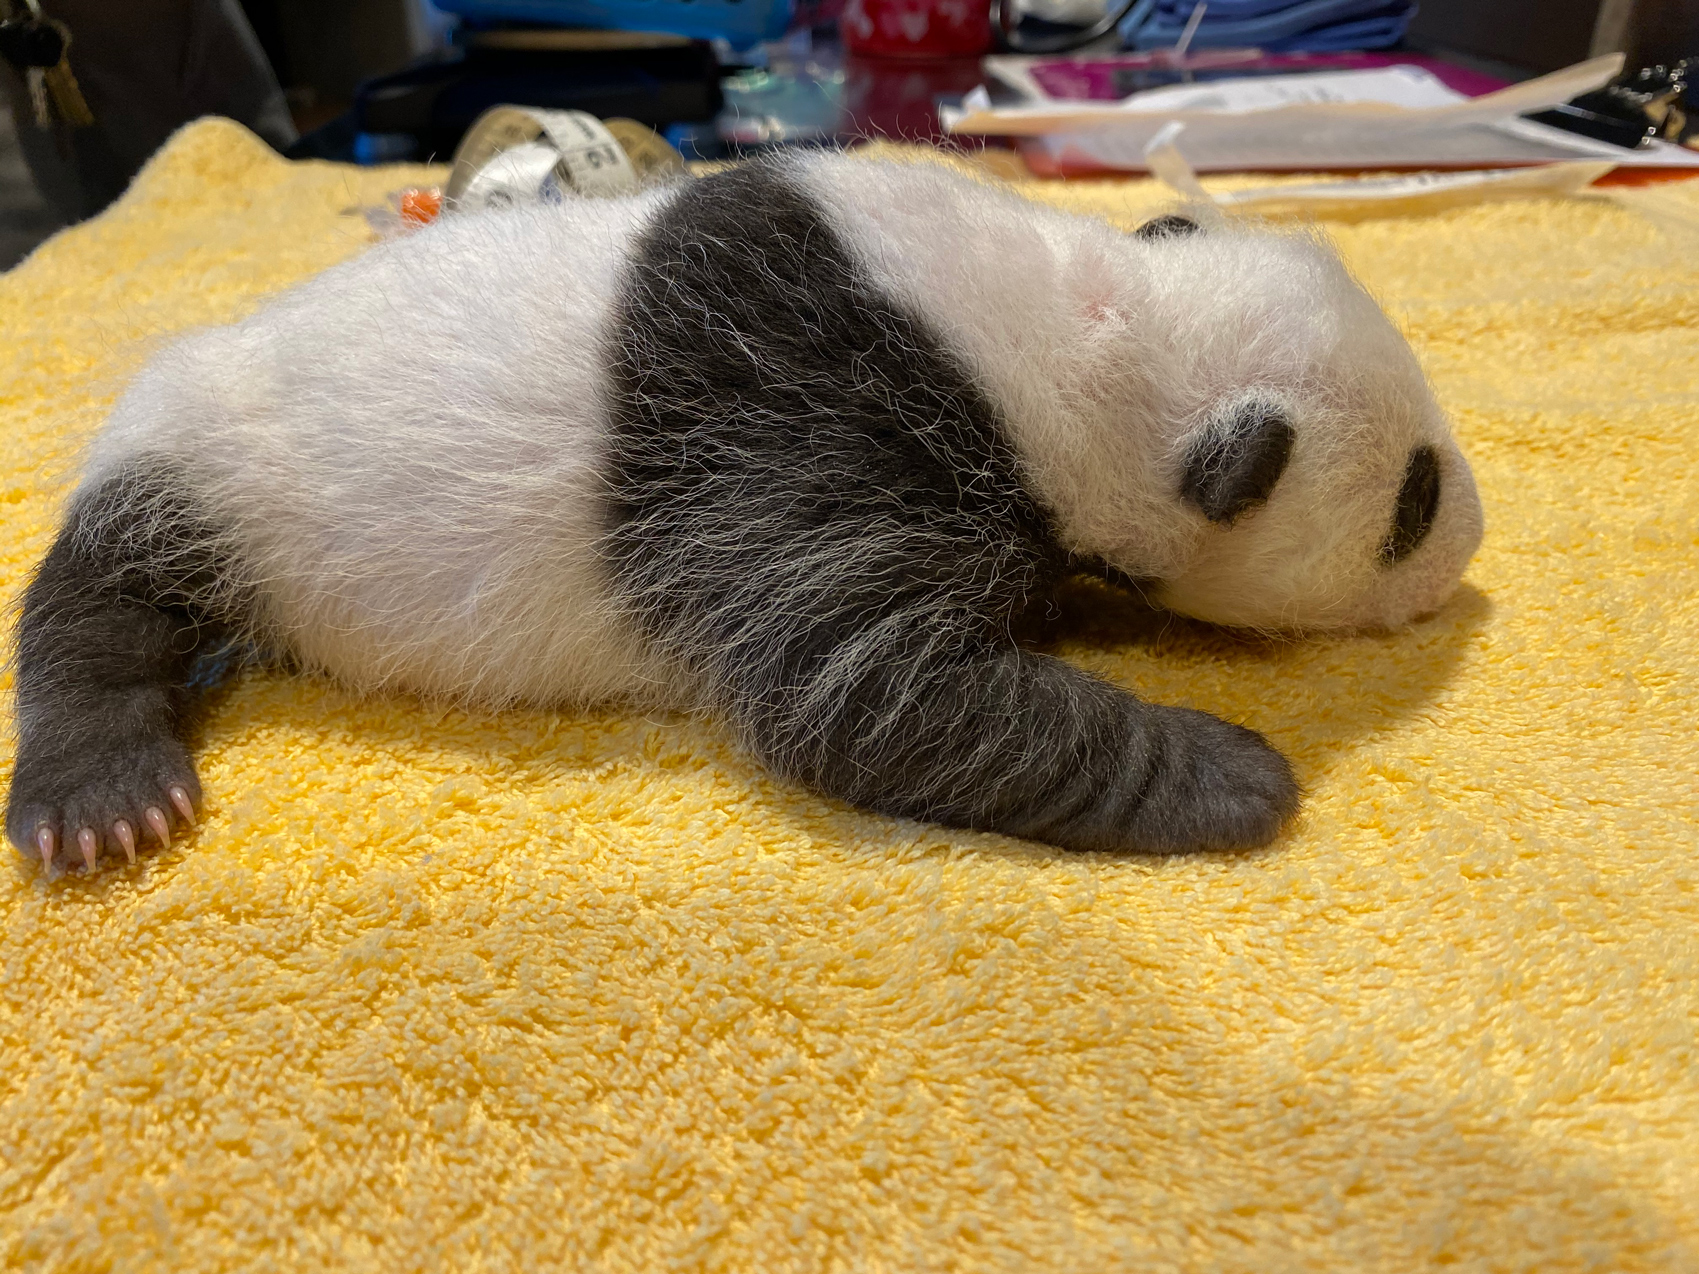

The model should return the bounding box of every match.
[398,187,443,226]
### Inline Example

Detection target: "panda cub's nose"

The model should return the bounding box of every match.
[1381,445,1441,565]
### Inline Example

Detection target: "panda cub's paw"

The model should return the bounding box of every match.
[1080,710,1291,859]
[1118,706,1299,853]
[6,731,199,877]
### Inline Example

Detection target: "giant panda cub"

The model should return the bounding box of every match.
[6,153,1483,875]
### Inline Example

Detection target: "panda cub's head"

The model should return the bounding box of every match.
[1115,212,1483,634]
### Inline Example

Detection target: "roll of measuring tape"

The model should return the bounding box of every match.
[445,108,687,212]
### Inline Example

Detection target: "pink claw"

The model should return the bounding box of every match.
[168,786,195,826]
[35,825,55,871]
[114,820,137,864]
[144,807,171,850]
[77,828,98,873]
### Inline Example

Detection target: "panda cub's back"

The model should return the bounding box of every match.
[89,184,688,707]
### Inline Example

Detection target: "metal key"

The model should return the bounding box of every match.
[0,2,92,128]
[41,20,92,127]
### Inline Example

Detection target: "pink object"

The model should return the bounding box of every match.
[842,53,988,139]
[841,0,992,58]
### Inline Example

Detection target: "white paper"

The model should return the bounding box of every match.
[944,55,1623,135]
[1098,65,1464,115]
[1140,122,1619,216]
[1039,112,1699,174]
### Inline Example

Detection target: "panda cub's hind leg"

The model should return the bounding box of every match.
[6,465,244,875]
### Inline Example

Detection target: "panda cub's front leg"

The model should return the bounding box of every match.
[605,475,1298,851]
[727,623,1299,854]
[6,465,237,875]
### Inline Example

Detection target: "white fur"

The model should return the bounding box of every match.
[82,154,1482,711]
[87,190,690,707]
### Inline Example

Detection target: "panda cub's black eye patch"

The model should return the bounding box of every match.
[1180,402,1295,525]
[1380,444,1442,565]
[1136,214,1201,240]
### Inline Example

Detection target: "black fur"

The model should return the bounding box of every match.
[1381,444,1441,565]
[5,466,243,871]
[1135,214,1201,240]
[605,161,1296,853]
[1180,401,1296,526]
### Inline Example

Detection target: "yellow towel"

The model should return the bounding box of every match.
[2,119,1696,1272]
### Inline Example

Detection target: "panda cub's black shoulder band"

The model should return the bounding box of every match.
[601,161,1298,852]
[603,159,1062,681]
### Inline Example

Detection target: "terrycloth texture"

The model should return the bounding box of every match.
[2,119,1696,1272]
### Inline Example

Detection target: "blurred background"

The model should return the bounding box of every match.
[1,0,1695,267]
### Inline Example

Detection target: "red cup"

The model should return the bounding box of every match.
[840,0,992,58]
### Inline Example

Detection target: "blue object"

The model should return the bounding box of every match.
[353,131,420,163]
[1120,0,1414,51]
[436,0,793,50]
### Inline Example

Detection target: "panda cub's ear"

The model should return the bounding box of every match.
[1135,214,1201,240]
[1179,401,1296,525]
